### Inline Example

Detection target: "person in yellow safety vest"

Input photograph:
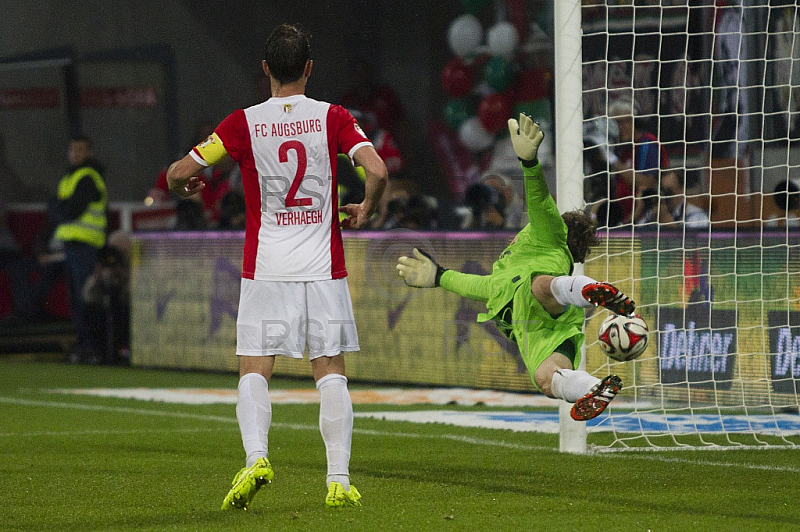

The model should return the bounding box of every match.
[53,134,108,364]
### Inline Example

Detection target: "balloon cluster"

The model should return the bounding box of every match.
[442,0,551,153]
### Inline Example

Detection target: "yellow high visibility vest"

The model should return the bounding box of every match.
[54,166,107,248]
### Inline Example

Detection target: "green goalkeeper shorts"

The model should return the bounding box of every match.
[495,274,586,392]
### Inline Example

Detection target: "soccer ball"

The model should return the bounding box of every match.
[597,314,649,362]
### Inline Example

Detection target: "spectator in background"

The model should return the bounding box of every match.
[483,173,527,230]
[609,98,668,223]
[592,199,626,229]
[146,121,215,205]
[375,194,407,230]
[83,230,131,365]
[53,134,107,363]
[0,193,63,332]
[369,178,413,229]
[146,120,234,227]
[2,198,66,322]
[348,108,404,177]
[769,178,800,227]
[339,58,414,176]
[336,154,367,211]
[583,117,619,204]
[461,182,506,230]
[375,193,437,231]
[173,196,208,230]
[400,194,437,230]
[217,190,246,230]
[634,168,709,230]
[345,108,411,229]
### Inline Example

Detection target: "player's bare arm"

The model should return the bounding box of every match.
[166,156,207,198]
[340,145,388,229]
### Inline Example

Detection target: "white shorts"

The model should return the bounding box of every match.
[236,277,359,359]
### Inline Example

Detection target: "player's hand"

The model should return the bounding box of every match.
[339,203,369,230]
[170,176,205,198]
[396,248,444,288]
[507,113,544,163]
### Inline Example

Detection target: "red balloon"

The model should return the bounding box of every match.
[514,67,551,103]
[441,58,474,98]
[478,92,513,133]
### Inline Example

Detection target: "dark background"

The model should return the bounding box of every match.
[0,0,471,202]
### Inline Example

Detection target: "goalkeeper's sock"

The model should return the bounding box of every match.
[317,373,353,492]
[236,373,272,468]
[551,369,601,403]
[550,275,597,308]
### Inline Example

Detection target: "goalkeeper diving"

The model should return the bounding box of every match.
[397,113,636,421]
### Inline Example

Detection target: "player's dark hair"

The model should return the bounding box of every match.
[562,210,599,263]
[264,23,311,85]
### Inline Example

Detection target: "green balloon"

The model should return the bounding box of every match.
[459,0,492,15]
[484,56,515,92]
[444,98,473,131]
[512,99,551,123]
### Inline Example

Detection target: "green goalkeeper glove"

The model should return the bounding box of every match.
[507,112,544,166]
[396,248,447,288]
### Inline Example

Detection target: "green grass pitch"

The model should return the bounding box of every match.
[1,357,798,531]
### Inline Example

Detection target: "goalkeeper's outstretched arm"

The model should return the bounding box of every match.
[397,248,492,303]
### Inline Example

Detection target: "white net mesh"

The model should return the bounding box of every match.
[580,2,800,450]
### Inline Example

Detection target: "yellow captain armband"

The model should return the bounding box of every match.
[193,132,228,165]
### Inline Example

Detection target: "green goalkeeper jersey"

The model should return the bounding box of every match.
[475,161,575,323]
[438,160,587,383]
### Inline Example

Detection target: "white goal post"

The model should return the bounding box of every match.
[554,0,589,454]
[557,0,800,452]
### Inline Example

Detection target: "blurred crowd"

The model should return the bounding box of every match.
[583,98,710,231]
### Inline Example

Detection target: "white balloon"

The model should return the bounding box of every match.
[448,14,483,58]
[459,117,495,152]
[487,21,519,60]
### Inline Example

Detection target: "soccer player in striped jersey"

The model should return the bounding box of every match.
[397,113,635,422]
[167,23,388,510]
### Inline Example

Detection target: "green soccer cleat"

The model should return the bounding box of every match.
[325,482,362,508]
[220,457,274,510]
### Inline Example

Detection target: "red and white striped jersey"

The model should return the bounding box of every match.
[191,95,372,281]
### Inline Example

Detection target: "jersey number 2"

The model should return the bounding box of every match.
[279,140,312,207]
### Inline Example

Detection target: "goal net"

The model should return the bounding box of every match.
[572,1,800,450]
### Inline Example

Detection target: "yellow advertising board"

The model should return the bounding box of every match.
[130,230,800,403]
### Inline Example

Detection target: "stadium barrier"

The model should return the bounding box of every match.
[130,230,799,406]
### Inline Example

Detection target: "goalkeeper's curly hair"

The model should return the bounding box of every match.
[562,210,599,264]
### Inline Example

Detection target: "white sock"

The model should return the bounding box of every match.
[236,373,271,467]
[550,369,601,403]
[316,373,353,491]
[550,275,597,308]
